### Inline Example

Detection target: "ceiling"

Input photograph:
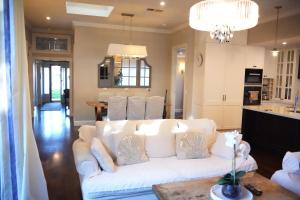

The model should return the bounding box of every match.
[24,0,300,31]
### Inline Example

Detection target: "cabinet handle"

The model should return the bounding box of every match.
[225,95,226,102]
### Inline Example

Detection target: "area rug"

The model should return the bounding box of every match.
[40,102,62,111]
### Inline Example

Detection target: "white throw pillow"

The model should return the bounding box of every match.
[96,120,138,159]
[72,139,101,177]
[137,119,179,158]
[211,132,242,159]
[116,134,148,166]
[78,125,97,144]
[90,138,116,172]
[176,132,209,159]
[177,119,217,150]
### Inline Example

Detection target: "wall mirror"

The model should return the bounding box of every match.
[98,56,151,88]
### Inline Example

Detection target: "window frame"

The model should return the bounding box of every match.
[32,33,72,55]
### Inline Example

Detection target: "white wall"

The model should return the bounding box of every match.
[73,26,171,123]
[263,49,277,78]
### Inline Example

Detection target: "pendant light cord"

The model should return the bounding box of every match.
[129,16,133,45]
[274,6,281,48]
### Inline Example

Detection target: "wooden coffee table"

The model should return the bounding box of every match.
[152,173,300,200]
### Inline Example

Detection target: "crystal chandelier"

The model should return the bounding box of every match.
[189,0,259,43]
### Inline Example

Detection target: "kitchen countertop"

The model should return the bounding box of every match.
[243,103,300,120]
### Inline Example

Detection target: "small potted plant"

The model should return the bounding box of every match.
[217,131,245,199]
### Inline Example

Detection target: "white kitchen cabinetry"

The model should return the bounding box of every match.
[274,49,298,102]
[200,43,264,129]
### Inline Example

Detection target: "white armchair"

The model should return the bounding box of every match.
[271,151,300,196]
[145,96,164,119]
[127,96,146,120]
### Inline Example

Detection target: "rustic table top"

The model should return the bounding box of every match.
[152,172,300,200]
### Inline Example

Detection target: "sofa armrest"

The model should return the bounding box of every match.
[238,140,251,160]
[73,139,100,177]
[78,125,97,144]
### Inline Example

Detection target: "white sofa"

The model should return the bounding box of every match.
[73,119,258,200]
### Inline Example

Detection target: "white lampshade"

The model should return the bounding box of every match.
[107,43,147,58]
[271,48,279,57]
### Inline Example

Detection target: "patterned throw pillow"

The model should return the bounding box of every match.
[116,135,149,166]
[176,132,209,159]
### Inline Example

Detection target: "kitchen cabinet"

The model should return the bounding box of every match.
[200,43,264,129]
[274,49,298,102]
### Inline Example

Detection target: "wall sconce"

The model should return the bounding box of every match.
[179,62,185,74]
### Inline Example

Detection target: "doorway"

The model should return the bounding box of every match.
[171,45,187,119]
[33,60,70,111]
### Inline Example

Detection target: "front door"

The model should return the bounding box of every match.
[50,65,61,102]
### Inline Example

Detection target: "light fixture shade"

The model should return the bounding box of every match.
[271,48,279,57]
[107,43,147,58]
[189,0,259,32]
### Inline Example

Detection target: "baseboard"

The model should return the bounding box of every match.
[74,120,95,126]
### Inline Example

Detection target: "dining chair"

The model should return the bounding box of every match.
[107,96,127,121]
[145,96,164,119]
[127,96,146,120]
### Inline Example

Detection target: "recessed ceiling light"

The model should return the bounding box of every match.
[160,1,166,6]
[46,16,51,20]
[66,1,114,17]
[282,42,287,45]
[162,23,167,26]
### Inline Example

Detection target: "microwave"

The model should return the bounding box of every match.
[244,68,263,85]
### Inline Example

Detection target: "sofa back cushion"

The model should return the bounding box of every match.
[96,120,138,159]
[177,119,217,150]
[137,119,179,158]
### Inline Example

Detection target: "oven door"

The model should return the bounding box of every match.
[243,86,262,105]
[244,68,263,85]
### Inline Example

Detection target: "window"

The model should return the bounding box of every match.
[140,59,150,87]
[32,33,71,54]
[98,56,152,88]
[114,57,137,86]
[43,67,50,94]
[275,49,297,101]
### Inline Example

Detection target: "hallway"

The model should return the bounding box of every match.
[33,107,82,200]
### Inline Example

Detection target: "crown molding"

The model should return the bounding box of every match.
[72,21,172,34]
[170,23,189,33]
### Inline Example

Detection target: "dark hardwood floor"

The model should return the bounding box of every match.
[32,107,282,199]
[33,106,82,200]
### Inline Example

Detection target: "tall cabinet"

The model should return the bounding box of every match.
[199,43,265,129]
[274,49,298,102]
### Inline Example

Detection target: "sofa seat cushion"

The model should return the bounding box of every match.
[80,155,257,199]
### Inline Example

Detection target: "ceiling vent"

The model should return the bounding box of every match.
[146,8,164,12]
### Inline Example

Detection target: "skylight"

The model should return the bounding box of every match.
[66,1,114,17]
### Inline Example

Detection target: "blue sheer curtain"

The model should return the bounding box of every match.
[0,0,48,199]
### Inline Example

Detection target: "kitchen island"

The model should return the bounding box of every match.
[241,103,300,156]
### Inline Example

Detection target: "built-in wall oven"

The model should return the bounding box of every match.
[243,86,262,105]
[244,68,263,85]
[243,68,263,105]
